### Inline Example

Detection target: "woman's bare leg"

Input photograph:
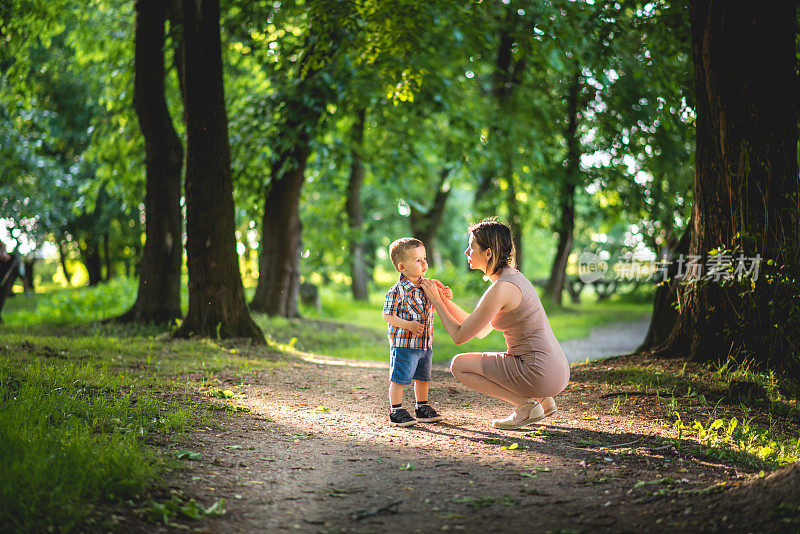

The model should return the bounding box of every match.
[450,353,530,406]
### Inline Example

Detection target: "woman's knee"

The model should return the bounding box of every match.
[449,354,461,376]
[450,352,483,376]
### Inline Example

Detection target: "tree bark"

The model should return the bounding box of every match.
[240,226,253,283]
[118,0,184,324]
[410,167,452,268]
[23,258,33,293]
[103,232,114,281]
[81,237,103,286]
[173,0,264,342]
[637,222,691,353]
[544,68,582,307]
[250,143,308,317]
[544,182,575,306]
[650,1,799,374]
[0,255,20,324]
[474,11,526,221]
[57,239,72,284]
[346,108,369,301]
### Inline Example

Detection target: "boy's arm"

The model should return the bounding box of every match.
[383,313,424,335]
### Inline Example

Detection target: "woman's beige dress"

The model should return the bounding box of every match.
[481,268,570,398]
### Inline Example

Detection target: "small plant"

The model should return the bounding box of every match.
[138,496,226,524]
[673,412,800,468]
[610,396,623,414]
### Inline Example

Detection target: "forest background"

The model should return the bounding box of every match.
[2,0,799,530]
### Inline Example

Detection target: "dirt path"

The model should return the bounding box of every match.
[561,318,651,364]
[133,339,799,534]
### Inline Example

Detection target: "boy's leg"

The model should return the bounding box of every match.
[412,379,429,404]
[413,348,442,422]
[389,381,405,406]
[388,347,417,426]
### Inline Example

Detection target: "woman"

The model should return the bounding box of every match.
[420,218,569,429]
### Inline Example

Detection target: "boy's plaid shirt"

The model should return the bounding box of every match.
[382,274,434,349]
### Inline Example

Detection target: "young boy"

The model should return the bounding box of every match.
[382,237,451,427]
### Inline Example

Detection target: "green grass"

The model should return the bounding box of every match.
[254,285,651,362]
[0,308,286,531]
[0,357,183,531]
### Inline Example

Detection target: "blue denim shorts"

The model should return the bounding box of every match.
[389,346,432,385]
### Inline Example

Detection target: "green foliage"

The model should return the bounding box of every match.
[5,277,137,325]
[670,415,800,469]
[138,496,226,524]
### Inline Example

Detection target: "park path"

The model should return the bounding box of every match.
[147,319,768,534]
[560,317,651,364]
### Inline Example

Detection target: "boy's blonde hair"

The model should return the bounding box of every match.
[389,237,424,269]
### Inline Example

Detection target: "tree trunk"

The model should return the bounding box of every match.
[82,238,103,286]
[57,239,71,285]
[23,259,34,293]
[409,167,452,268]
[103,232,114,281]
[544,182,576,306]
[544,69,582,307]
[637,222,692,353]
[503,158,524,273]
[118,0,184,324]
[173,0,264,342]
[346,108,369,301]
[0,255,20,324]
[651,1,799,374]
[250,144,307,317]
[240,227,252,284]
[473,169,495,214]
[250,68,328,316]
[474,12,527,221]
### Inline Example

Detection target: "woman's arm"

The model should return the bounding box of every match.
[424,279,491,337]
[421,279,512,344]
[439,298,494,339]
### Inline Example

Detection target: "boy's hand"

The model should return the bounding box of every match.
[408,321,424,335]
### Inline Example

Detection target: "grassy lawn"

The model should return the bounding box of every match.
[0,294,286,531]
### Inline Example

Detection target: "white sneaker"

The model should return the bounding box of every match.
[492,401,545,429]
[541,397,558,417]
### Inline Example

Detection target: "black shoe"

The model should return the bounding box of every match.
[389,408,417,427]
[415,404,443,423]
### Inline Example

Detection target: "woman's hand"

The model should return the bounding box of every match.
[419,278,443,303]
[425,278,453,301]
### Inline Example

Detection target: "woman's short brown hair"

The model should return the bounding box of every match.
[468,217,516,275]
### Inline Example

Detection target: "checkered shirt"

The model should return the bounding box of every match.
[382,274,434,349]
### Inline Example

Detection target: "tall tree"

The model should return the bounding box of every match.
[118,0,183,324]
[247,16,338,317]
[650,1,799,374]
[409,167,452,266]
[173,0,263,342]
[543,68,581,306]
[345,107,369,301]
[472,6,532,270]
